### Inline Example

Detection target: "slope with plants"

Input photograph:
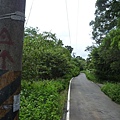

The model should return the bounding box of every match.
[20,27,86,119]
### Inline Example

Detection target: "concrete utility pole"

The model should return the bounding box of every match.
[0,0,26,119]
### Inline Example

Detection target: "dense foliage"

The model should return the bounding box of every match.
[88,25,120,83]
[20,80,67,120]
[87,0,120,82]
[22,27,85,80]
[101,83,120,104]
[90,0,120,44]
[20,27,85,119]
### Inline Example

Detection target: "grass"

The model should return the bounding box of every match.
[81,69,98,83]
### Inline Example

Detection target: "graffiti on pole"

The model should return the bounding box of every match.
[0,28,14,70]
[0,28,14,45]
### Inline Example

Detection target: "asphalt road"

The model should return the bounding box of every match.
[70,73,120,120]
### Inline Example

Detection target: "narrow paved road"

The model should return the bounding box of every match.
[70,73,120,120]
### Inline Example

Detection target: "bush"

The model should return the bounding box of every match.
[101,83,120,104]
[20,80,67,120]
[22,28,81,81]
[20,27,83,120]
[88,29,120,82]
[83,69,99,83]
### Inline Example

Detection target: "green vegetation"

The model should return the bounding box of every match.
[87,29,120,82]
[89,0,120,44]
[83,69,98,83]
[20,80,67,120]
[101,83,120,104]
[20,27,86,119]
[87,0,120,83]
[22,27,85,80]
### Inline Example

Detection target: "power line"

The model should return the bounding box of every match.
[65,0,71,45]
[76,0,79,49]
[25,0,35,27]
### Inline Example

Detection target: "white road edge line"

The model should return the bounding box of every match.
[66,78,73,120]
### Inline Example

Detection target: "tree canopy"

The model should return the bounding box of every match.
[87,0,120,82]
[90,0,120,44]
[22,27,85,80]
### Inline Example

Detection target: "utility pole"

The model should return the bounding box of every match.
[0,0,26,119]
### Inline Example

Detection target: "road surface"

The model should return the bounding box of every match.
[70,73,120,120]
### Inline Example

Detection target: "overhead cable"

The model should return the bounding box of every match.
[76,0,79,49]
[25,0,35,27]
[65,0,71,45]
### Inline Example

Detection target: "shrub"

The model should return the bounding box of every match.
[101,83,120,104]
[20,80,67,120]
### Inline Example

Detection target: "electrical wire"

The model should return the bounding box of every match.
[25,0,35,27]
[76,0,79,49]
[65,0,71,45]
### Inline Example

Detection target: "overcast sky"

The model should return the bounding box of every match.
[25,0,96,59]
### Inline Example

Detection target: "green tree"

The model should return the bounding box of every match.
[89,28,120,82]
[90,0,120,44]
[65,45,73,54]
[22,27,80,80]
